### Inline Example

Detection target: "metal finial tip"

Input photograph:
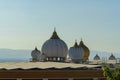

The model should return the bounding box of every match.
[54,27,56,32]
[35,46,37,50]
[81,38,82,41]
[75,39,77,42]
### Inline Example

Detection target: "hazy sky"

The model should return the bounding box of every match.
[0,0,120,53]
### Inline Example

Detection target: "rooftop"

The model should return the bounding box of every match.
[0,62,101,70]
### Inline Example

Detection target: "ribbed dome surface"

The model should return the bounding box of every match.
[69,42,84,62]
[79,40,90,60]
[42,39,68,57]
[31,47,41,61]
[42,30,68,58]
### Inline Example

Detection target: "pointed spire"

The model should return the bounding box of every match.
[74,40,79,48]
[109,53,116,60]
[75,39,77,42]
[94,54,100,60]
[81,38,83,43]
[34,46,40,52]
[96,54,99,57]
[50,28,60,39]
[79,38,84,47]
[110,53,115,57]
[54,27,56,32]
[35,46,38,50]
[96,54,98,56]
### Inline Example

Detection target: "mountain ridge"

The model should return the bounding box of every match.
[0,48,119,62]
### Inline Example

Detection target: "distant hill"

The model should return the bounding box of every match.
[0,49,31,62]
[89,51,120,60]
[0,49,119,62]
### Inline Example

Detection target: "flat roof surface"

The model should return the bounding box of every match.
[0,62,101,70]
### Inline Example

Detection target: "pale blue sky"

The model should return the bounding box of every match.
[0,0,120,53]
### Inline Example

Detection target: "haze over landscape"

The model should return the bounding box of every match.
[0,0,120,62]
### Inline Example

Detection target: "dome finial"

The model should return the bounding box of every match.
[35,46,37,50]
[50,28,60,39]
[75,39,77,43]
[81,38,82,41]
[79,38,84,47]
[54,27,56,32]
[74,39,79,48]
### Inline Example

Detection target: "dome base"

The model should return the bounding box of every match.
[71,59,84,63]
[45,57,66,62]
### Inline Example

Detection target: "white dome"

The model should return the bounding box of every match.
[31,47,41,61]
[69,42,84,62]
[42,30,68,59]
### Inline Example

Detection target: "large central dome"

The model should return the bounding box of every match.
[41,29,68,61]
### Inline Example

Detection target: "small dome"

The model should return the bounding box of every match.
[42,30,68,61]
[69,41,84,63]
[94,54,100,60]
[31,47,41,62]
[79,40,90,60]
[109,54,116,60]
